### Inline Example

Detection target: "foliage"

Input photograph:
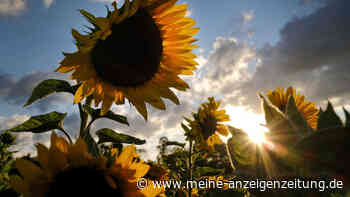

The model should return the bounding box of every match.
[1,1,349,196]
[0,132,19,196]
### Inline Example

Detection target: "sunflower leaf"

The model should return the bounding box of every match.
[84,105,129,126]
[195,166,224,176]
[5,112,67,133]
[24,79,73,107]
[317,101,343,130]
[343,107,350,127]
[95,128,146,145]
[285,95,314,135]
[259,94,295,140]
[227,126,257,169]
[295,127,350,177]
[165,140,185,148]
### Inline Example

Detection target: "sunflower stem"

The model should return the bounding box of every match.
[79,96,94,137]
[188,139,193,197]
[225,142,236,171]
[58,124,73,144]
[78,103,88,137]
[86,118,96,131]
[256,144,262,177]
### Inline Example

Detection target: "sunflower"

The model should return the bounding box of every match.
[10,132,161,197]
[186,97,230,151]
[266,86,319,130]
[145,163,169,181]
[144,164,169,197]
[56,0,199,120]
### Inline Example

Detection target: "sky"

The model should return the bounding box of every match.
[1,0,349,160]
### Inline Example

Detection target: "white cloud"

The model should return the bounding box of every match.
[0,114,29,130]
[43,0,54,8]
[0,0,26,16]
[241,10,254,24]
[185,9,192,17]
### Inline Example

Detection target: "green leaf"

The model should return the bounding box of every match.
[226,126,257,169]
[165,140,185,148]
[24,79,73,107]
[96,128,146,145]
[317,101,343,130]
[259,94,298,145]
[84,105,129,126]
[285,95,314,135]
[295,127,350,177]
[195,166,224,176]
[259,93,293,133]
[1,160,14,174]
[5,112,67,133]
[81,131,100,157]
[343,107,350,127]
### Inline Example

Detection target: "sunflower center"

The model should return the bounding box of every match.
[200,114,218,140]
[46,167,122,197]
[91,8,163,87]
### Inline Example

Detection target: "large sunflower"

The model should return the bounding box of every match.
[186,97,230,151]
[10,132,161,197]
[56,0,199,120]
[266,86,319,130]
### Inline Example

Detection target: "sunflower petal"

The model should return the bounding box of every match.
[36,143,49,170]
[16,159,44,183]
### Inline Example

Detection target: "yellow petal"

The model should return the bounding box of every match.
[113,0,130,24]
[101,95,114,115]
[151,0,177,16]
[50,132,69,153]
[35,143,49,170]
[116,145,137,168]
[16,159,44,183]
[48,148,68,177]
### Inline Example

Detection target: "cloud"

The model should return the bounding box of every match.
[229,10,256,40]
[43,0,54,8]
[190,36,257,107]
[245,0,350,107]
[185,9,192,17]
[241,10,254,24]
[0,114,38,157]
[0,0,26,16]
[0,35,258,161]
[177,0,350,115]
[0,72,73,112]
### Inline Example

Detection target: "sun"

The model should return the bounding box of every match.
[224,105,268,145]
[247,129,266,145]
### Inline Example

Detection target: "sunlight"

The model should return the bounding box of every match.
[223,105,268,145]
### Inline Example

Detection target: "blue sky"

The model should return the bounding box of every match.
[0,0,316,115]
[1,0,348,160]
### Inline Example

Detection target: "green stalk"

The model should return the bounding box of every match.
[58,123,73,144]
[78,96,93,137]
[225,142,236,171]
[188,139,193,197]
[256,144,261,177]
